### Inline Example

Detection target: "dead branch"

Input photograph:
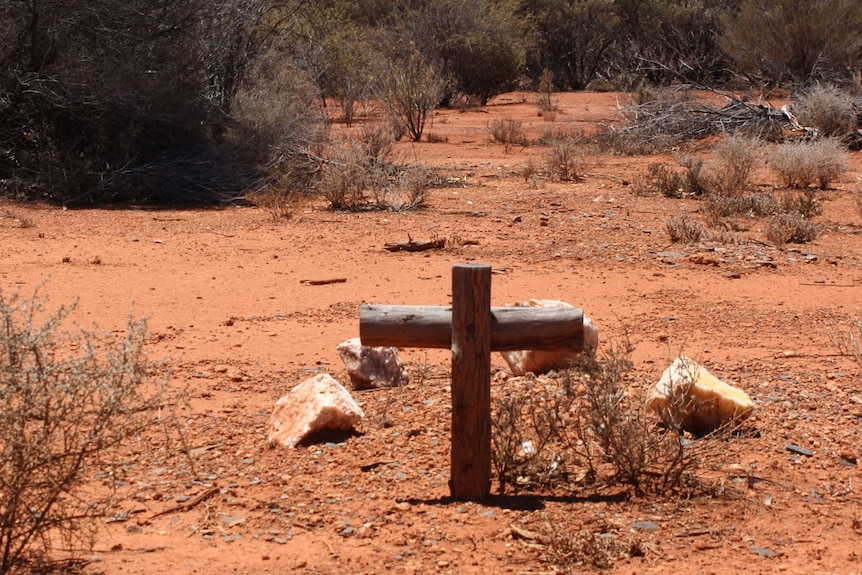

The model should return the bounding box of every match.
[384,238,446,252]
[300,278,348,285]
[139,486,220,525]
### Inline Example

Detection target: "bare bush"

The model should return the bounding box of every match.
[666,215,706,243]
[358,123,396,165]
[704,135,759,196]
[794,85,858,138]
[769,139,849,189]
[0,289,173,574]
[372,49,446,142]
[488,118,529,152]
[319,141,435,212]
[575,344,696,495]
[491,339,711,498]
[702,191,779,221]
[635,163,690,198]
[232,55,329,194]
[246,188,302,220]
[765,213,822,245]
[781,190,821,218]
[544,135,594,182]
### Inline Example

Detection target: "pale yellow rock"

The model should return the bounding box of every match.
[268,373,364,448]
[500,299,599,376]
[649,356,755,434]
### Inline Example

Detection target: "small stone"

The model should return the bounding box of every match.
[749,545,777,557]
[632,521,659,531]
[221,516,246,527]
[336,338,409,390]
[786,444,814,457]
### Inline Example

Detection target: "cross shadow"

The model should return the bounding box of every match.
[404,490,629,512]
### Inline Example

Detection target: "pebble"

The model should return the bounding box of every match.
[633,521,659,531]
[786,443,814,457]
[749,545,776,557]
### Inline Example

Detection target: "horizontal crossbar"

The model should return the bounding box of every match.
[359,304,584,352]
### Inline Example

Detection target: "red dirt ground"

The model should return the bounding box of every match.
[2,92,861,574]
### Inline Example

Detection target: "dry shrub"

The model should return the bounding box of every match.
[781,190,821,218]
[374,164,435,211]
[246,188,303,220]
[372,49,446,142]
[319,142,435,212]
[635,161,703,198]
[704,135,759,196]
[702,191,779,220]
[491,339,713,498]
[233,56,329,195]
[635,163,690,198]
[0,289,176,573]
[319,144,371,210]
[488,118,529,151]
[543,133,593,182]
[765,212,822,245]
[542,522,627,569]
[769,138,849,189]
[794,85,858,138]
[666,215,706,243]
[358,123,396,165]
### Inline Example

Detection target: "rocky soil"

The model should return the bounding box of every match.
[1,91,861,574]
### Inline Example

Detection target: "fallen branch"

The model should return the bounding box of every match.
[300,278,348,285]
[384,238,446,252]
[139,486,220,525]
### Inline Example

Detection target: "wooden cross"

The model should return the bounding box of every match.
[360,264,585,501]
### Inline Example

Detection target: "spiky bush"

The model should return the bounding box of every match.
[0,290,172,574]
[794,85,858,138]
[770,139,849,189]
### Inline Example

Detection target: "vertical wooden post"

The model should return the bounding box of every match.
[449,264,492,500]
